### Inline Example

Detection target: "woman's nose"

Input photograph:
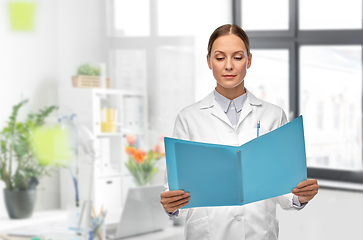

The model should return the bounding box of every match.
[225,58,233,70]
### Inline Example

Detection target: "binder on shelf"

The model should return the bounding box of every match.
[165,116,307,209]
[122,95,145,133]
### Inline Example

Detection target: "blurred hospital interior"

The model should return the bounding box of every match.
[0,1,363,239]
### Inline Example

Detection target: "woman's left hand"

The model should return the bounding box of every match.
[291,179,319,204]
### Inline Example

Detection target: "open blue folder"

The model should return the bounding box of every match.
[165,115,307,208]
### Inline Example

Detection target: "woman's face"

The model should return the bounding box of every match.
[207,34,252,91]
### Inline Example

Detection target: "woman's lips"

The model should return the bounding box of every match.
[223,75,236,79]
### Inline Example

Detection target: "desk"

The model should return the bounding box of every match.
[0,210,184,240]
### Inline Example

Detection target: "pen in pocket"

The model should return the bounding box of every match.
[257,121,260,137]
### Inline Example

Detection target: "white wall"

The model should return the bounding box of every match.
[0,0,103,218]
[0,0,58,118]
[56,0,104,89]
[278,187,363,239]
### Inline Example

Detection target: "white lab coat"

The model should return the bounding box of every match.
[164,89,301,240]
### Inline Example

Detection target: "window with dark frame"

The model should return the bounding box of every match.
[233,0,363,187]
[105,0,195,141]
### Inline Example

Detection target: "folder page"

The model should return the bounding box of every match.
[165,115,307,209]
[165,138,243,208]
[240,115,307,205]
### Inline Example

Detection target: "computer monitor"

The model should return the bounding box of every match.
[106,185,170,239]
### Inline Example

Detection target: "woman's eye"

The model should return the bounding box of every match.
[234,57,242,60]
[216,57,225,61]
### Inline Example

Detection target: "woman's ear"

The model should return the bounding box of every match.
[207,54,212,70]
[247,53,252,69]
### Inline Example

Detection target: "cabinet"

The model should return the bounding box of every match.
[58,88,147,214]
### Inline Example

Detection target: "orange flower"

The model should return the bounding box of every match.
[125,146,136,156]
[159,135,166,155]
[153,144,160,153]
[134,150,146,164]
[126,134,137,146]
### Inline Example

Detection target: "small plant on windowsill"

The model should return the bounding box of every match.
[124,135,165,186]
[77,63,100,76]
[72,63,111,88]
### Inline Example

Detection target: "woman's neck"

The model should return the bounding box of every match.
[215,83,246,100]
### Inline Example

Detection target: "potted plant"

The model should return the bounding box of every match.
[0,100,60,219]
[124,135,165,186]
[72,63,111,88]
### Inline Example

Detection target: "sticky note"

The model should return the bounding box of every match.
[8,2,36,31]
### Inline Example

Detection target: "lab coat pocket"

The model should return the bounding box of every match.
[250,128,270,141]
[266,212,279,240]
[185,216,210,240]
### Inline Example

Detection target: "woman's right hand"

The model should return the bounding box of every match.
[160,190,190,213]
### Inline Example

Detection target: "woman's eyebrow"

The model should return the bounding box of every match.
[213,50,225,55]
[213,50,245,55]
[233,50,245,54]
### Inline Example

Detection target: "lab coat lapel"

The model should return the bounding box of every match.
[211,101,232,127]
[199,91,232,127]
[237,100,252,126]
[237,89,262,127]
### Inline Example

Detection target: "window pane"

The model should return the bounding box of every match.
[157,0,194,36]
[153,46,195,134]
[300,0,362,30]
[110,49,147,91]
[242,0,288,30]
[113,0,150,36]
[300,46,362,170]
[247,49,289,116]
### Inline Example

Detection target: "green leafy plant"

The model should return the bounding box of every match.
[77,63,100,76]
[0,100,60,191]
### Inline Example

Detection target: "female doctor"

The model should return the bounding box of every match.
[160,24,319,240]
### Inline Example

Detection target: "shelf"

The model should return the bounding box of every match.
[97,173,124,179]
[96,132,124,137]
[60,87,144,97]
[58,87,148,211]
[93,88,144,96]
[96,130,145,137]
